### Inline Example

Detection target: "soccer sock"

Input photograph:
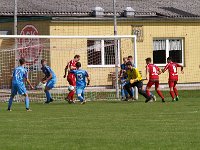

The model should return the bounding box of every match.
[156,90,164,99]
[138,89,150,99]
[81,92,84,99]
[45,91,51,102]
[170,91,175,99]
[78,95,84,102]
[68,91,75,100]
[8,97,13,109]
[25,96,30,109]
[173,87,178,97]
[146,89,151,97]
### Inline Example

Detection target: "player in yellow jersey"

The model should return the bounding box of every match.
[124,61,153,103]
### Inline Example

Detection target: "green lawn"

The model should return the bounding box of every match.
[0,90,200,150]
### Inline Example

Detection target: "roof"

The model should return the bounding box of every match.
[0,0,200,19]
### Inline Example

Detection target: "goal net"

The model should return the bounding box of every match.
[0,35,137,102]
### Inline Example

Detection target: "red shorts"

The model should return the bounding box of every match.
[168,80,177,88]
[67,73,76,86]
[147,80,159,89]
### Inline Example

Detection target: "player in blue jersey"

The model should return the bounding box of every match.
[120,57,134,100]
[41,59,57,104]
[7,58,34,111]
[71,62,90,104]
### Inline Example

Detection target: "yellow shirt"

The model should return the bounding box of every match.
[126,68,142,81]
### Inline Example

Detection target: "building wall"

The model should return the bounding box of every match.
[0,19,200,87]
[0,20,50,87]
[49,21,200,86]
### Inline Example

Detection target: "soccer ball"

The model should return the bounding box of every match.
[68,85,75,91]
[36,82,46,90]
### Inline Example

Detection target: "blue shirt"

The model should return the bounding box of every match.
[41,65,56,80]
[71,69,89,87]
[12,66,28,85]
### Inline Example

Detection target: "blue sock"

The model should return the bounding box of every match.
[8,97,13,110]
[81,91,84,99]
[45,91,51,102]
[25,96,30,109]
[78,95,84,102]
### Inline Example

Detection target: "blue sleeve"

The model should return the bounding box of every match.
[71,70,76,74]
[23,69,28,79]
[120,64,123,69]
[45,66,51,74]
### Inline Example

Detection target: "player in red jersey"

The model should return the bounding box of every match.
[63,55,80,103]
[162,57,184,102]
[145,58,165,102]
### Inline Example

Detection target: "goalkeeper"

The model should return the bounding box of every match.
[124,61,152,103]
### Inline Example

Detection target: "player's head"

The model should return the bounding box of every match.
[123,57,128,63]
[19,58,26,66]
[74,55,80,62]
[76,62,81,69]
[167,57,172,63]
[128,55,133,62]
[126,61,133,69]
[145,57,151,64]
[41,59,47,66]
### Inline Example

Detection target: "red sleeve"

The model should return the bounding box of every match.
[176,63,182,67]
[163,63,169,72]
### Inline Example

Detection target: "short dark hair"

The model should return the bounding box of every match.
[19,58,25,65]
[126,61,132,66]
[145,57,151,62]
[128,56,133,59]
[74,55,80,59]
[41,59,46,64]
[76,62,81,68]
[167,57,172,61]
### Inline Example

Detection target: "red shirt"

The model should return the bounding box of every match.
[146,64,160,80]
[67,60,77,74]
[163,62,182,81]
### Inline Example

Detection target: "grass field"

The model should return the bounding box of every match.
[0,90,200,150]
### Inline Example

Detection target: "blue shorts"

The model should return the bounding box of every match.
[46,79,56,89]
[76,86,85,95]
[11,84,27,96]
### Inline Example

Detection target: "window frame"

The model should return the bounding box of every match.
[87,39,120,68]
[153,38,184,67]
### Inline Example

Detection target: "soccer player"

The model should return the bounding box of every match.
[41,59,57,104]
[145,57,165,102]
[63,55,80,103]
[120,57,134,100]
[162,57,184,102]
[7,58,33,111]
[124,61,152,103]
[127,55,136,67]
[71,62,90,104]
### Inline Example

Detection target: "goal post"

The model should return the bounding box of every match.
[0,35,137,102]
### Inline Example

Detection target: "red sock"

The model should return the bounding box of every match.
[156,90,164,99]
[146,89,151,97]
[67,91,75,100]
[173,87,178,97]
[170,91,175,99]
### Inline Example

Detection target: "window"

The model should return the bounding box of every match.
[87,40,120,67]
[153,38,184,66]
